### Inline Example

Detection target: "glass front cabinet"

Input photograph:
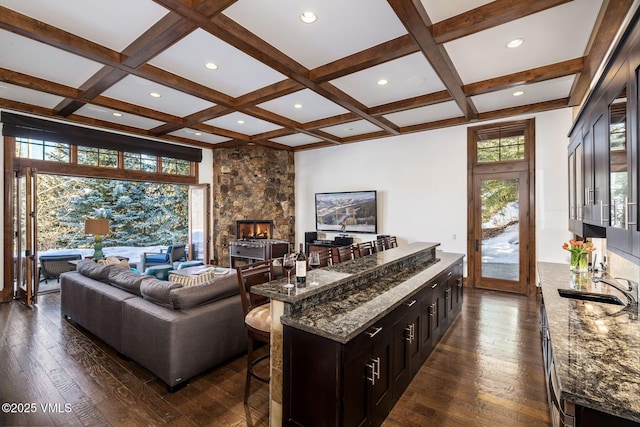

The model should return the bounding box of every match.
[568,28,640,260]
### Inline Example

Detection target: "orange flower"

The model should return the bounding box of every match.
[562,240,595,255]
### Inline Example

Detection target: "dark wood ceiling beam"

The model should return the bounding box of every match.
[0,68,79,99]
[478,98,570,121]
[387,0,478,121]
[0,6,121,65]
[234,79,305,108]
[310,34,419,83]
[191,122,251,141]
[569,0,634,106]
[369,90,452,115]
[91,95,182,124]
[54,68,129,116]
[464,57,584,96]
[302,113,360,131]
[432,0,573,44]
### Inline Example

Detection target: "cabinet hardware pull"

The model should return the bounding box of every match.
[625,198,637,229]
[366,327,383,338]
[431,283,438,289]
[447,271,452,276]
[374,357,380,380]
[457,278,462,287]
[404,324,415,343]
[366,362,376,385]
[406,299,417,307]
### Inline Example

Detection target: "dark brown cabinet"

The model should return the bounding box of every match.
[567,9,640,262]
[283,259,464,427]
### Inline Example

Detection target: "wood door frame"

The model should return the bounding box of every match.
[466,118,536,295]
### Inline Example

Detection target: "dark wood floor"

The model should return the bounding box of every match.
[0,287,551,426]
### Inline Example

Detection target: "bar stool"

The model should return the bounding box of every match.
[355,241,374,257]
[373,239,385,253]
[236,259,275,403]
[331,245,354,264]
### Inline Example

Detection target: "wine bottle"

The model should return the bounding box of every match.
[296,243,307,287]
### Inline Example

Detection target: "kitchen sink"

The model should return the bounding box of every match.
[557,288,625,306]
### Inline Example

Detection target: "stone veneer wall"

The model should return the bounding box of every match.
[212,147,295,267]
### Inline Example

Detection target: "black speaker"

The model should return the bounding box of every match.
[305,231,317,244]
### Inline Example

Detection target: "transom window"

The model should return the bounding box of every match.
[15,137,193,177]
[78,146,117,168]
[476,125,526,163]
[16,138,70,162]
[124,152,157,172]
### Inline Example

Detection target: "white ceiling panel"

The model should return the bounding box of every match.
[0,0,169,52]
[270,134,324,147]
[149,29,287,98]
[0,83,64,108]
[101,75,215,117]
[419,0,493,23]
[471,75,575,113]
[168,128,231,145]
[0,30,104,88]
[330,53,447,107]
[204,112,283,136]
[223,0,408,69]
[384,101,464,127]
[320,120,383,138]
[74,104,165,130]
[445,0,603,84]
[258,89,349,123]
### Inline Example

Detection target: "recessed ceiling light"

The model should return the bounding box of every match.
[506,38,524,49]
[294,103,303,109]
[377,79,388,86]
[112,112,122,117]
[513,90,525,97]
[300,11,317,23]
[205,62,218,70]
[149,92,161,98]
[237,120,245,124]
[194,132,202,136]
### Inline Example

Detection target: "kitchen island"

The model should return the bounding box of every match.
[252,242,464,426]
[537,262,640,426]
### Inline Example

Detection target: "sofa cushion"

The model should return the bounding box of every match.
[77,259,114,282]
[108,267,150,296]
[140,279,182,308]
[170,274,239,310]
[98,256,131,269]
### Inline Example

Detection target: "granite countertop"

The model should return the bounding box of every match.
[281,251,463,344]
[537,262,640,423]
[252,242,441,304]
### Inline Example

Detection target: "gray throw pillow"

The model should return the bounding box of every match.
[170,274,239,310]
[77,259,113,282]
[140,278,182,308]
[108,267,149,296]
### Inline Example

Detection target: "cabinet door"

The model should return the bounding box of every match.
[593,112,610,226]
[391,306,410,398]
[371,325,393,427]
[406,298,422,376]
[344,349,372,427]
[420,289,435,361]
[583,128,595,221]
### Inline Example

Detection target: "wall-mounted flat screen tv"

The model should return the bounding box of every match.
[315,190,377,234]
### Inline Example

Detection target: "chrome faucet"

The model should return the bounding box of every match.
[591,275,638,306]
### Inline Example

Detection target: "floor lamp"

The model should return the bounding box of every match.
[85,219,110,260]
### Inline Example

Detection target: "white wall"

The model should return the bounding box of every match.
[198,148,214,262]
[295,108,573,267]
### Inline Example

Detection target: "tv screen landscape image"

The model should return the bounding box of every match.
[315,191,377,234]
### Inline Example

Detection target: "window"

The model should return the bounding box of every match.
[78,146,118,167]
[16,137,70,162]
[124,153,157,172]
[162,157,191,175]
[476,127,526,163]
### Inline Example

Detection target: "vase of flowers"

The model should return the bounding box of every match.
[562,240,595,273]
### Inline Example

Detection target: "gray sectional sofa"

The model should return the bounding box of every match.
[60,260,247,390]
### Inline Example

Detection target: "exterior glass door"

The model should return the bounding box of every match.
[473,171,528,293]
[15,167,38,307]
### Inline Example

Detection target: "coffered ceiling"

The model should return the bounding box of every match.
[0,0,635,151]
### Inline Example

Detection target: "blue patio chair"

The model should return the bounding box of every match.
[141,244,186,271]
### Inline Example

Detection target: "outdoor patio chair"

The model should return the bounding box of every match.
[39,254,82,283]
[141,244,187,271]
